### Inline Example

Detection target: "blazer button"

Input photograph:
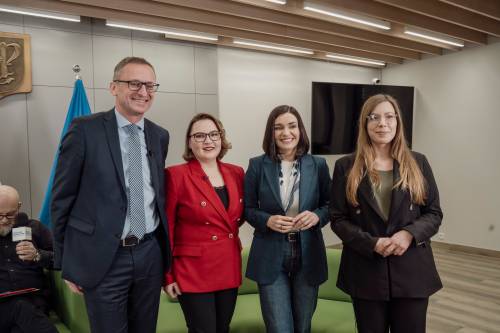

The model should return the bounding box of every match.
[236,218,241,222]
[205,221,210,225]
[228,233,234,239]
[211,235,218,241]
[201,201,207,207]
[355,209,361,215]
[239,198,243,203]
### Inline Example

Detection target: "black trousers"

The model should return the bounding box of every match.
[178,288,238,333]
[0,294,58,333]
[352,297,429,333]
[83,236,163,333]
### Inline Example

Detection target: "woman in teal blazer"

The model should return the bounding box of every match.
[244,105,331,333]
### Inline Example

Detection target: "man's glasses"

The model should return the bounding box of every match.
[113,80,160,92]
[190,131,222,143]
[0,209,18,221]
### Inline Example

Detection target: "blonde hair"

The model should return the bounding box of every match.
[346,94,426,206]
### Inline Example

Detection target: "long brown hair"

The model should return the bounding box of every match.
[183,113,232,161]
[262,105,310,161]
[346,94,426,206]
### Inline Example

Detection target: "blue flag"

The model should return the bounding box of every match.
[39,79,92,226]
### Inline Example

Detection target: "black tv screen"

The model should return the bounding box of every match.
[311,82,414,155]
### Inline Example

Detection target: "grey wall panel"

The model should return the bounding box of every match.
[195,94,218,116]
[23,16,91,35]
[26,86,95,216]
[195,46,218,94]
[133,39,195,94]
[93,88,115,113]
[0,23,23,33]
[147,92,196,167]
[0,94,31,215]
[0,12,23,26]
[93,36,132,89]
[26,27,93,88]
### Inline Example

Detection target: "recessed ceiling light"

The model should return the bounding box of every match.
[233,39,314,55]
[0,5,80,22]
[106,21,218,41]
[303,3,390,30]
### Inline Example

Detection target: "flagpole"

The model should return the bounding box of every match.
[73,64,81,80]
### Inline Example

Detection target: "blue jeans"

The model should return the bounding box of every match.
[258,236,319,333]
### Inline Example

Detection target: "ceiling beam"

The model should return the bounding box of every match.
[1,0,403,64]
[58,0,421,59]
[151,0,441,54]
[375,0,500,36]
[310,0,487,44]
[439,0,500,21]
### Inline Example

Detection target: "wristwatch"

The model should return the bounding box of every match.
[33,249,41,263]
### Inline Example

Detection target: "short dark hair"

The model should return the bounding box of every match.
[113,57,156,80]
[183,113,232,161]
[262,105,310,161]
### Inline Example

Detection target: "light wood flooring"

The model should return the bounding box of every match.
[427,246,500,333]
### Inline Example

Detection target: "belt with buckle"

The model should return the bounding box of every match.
[120,232,154,247]
[286,232,299,242]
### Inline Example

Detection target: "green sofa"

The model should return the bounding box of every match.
[50,248,355,332]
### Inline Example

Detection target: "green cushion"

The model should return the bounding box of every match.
[238,247,259,295]
[318,249,351,303]
[156,294,187,333]
[231,294,266,332]
[312,298,356,333]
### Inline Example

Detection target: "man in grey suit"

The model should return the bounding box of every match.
[51,57,171,333]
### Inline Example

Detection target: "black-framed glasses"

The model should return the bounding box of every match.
[367,113,397,124]
[0,209,18,221]
[190,131,222,143]
[113,80,160,92]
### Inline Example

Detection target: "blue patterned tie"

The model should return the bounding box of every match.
[125,124,146,239]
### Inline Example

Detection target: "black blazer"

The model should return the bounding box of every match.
[51,110,171,288]
[244,154,331,286]
[330,152,443,300]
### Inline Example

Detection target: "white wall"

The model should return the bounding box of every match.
[217,47,380,246]
[0,14,218,217]
[382,39,500,251]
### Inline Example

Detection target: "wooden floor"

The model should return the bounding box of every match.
[428,246,500,333]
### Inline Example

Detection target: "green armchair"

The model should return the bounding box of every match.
[50,248,355,332]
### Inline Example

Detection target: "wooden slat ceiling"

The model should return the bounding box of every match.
[2,0,499,68]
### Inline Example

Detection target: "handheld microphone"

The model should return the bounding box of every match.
[12,227,32,242]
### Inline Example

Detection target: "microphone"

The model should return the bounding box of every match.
[12,227,32,242]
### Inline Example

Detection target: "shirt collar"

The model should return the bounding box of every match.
[114,108,144,131]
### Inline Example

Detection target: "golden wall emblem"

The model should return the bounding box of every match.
[0,32,32,100]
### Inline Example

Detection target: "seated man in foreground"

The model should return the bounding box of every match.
[0,185,57,333]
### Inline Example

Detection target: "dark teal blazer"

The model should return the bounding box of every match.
[244,154,331,285]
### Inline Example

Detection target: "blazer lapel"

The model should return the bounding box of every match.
[262,156,282,211]
[144,120,160,197]
[358,175,386,222]
[103,110,126,196]
[219,162,240,227]
[298,155,314,212]
[387,160,405,230]
[189,160,230,224]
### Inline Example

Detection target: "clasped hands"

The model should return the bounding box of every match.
[266,211,320,233]
[374,230,414,257]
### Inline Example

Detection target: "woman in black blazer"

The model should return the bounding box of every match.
[245,105,331,333]
[330,94,443,333]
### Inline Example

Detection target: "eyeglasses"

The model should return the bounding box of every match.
[113,80,160,92]
[190,131,222,143]
[0,210,18,221]
[367,113,397,124]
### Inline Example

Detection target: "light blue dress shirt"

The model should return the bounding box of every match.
[115,109,159,239]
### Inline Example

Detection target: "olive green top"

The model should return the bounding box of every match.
[372,170,393,222]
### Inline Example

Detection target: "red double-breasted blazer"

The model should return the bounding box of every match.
[164,159,244,293]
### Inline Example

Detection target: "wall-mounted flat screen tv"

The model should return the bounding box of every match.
[311,82,414,155]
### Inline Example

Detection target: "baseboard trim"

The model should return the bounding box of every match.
[327,242,500,258]
[431,241,500,258]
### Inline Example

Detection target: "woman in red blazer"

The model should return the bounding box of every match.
[164,113,244,333]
